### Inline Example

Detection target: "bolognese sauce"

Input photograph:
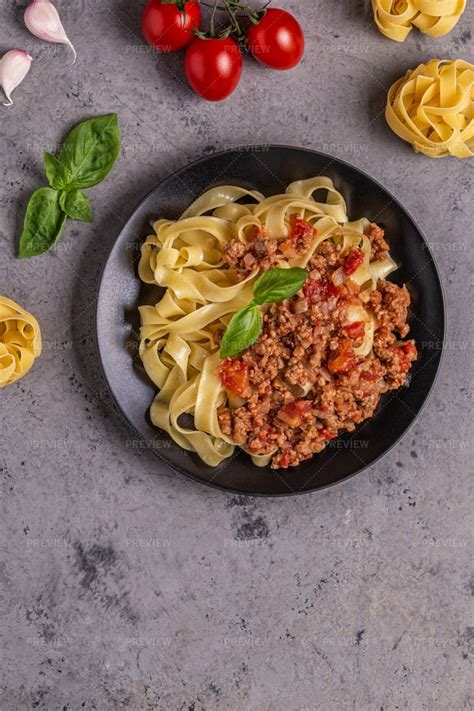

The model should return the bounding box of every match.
[218,222,417,469]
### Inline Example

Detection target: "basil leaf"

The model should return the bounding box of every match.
[58,113,120,189]
[59,189,93,222]
[220,304,261,358]
[44,152,69,190]
[253,267,308,305]
[18,188,67,259]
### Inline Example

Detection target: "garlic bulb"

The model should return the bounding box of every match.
[0,50,33,106]
[24,0,76,64]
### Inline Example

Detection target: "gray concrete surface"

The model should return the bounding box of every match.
[1,1,473,709]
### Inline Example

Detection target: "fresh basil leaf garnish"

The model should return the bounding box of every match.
[18,188,67,258]
[59,189,93,223]
[253,267,308,305]
[220,303,261,359]
[220,267,308,358]
[43,152,69,190]
[58,113,121,189]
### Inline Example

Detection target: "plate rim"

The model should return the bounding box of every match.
[95,144,446,497]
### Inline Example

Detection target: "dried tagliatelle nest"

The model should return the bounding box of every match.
[386,59,474,158]
[372,0,466,41]
[0,296,42,387]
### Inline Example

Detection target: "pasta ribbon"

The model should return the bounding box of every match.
[385,59,474,158]
[0,296,42,388]
[138,179,398,467]
[372,0,466,41]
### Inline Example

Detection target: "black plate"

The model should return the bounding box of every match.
[96,147,445,496]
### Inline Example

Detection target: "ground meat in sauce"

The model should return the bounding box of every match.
[223,218,315,279]
[223,234,279,279]
[218,222,417,469]
[365,222,390,262]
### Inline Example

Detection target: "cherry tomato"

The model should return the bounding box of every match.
[142,0,201,53]
[246,9,304,70]
[184,37,243,101]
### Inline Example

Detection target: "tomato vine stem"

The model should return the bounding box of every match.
[199,0,270,43]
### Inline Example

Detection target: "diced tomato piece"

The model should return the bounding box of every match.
[277,452,292,468]
[254,427,276,445]
[401,342,417,359]
[343,321,365,341]
[279,241,298,258]
[327,339,356,374]
[343,247,364,276]
[328,350,356,374]
[219,358,250,396]
[279,218,315,258]
[360,370,380,382]
[251,225,267,240]
[290,216,315,242]
[277,400,312,427]
[303,279,340,303]
[326,282,341,299]
[360,358,385,383]
[248,433,269,453]
[398,354,410,372]
[320,428,338,440]
[395,341,417,372]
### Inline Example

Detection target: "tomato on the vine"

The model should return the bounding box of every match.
[246,9,304,70]
[184,37,243,101]
[142,0,201,53]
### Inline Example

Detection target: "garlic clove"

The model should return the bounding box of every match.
[0,50,33,107]
[24,0,76,65]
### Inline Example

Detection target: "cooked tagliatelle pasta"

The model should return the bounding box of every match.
[386,59,474,158]
[138,178,418,470]
[372,0,466,41]
[0,296,42,388]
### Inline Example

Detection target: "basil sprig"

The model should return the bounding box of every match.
[18,113,120,259]
[220,267,307,358]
